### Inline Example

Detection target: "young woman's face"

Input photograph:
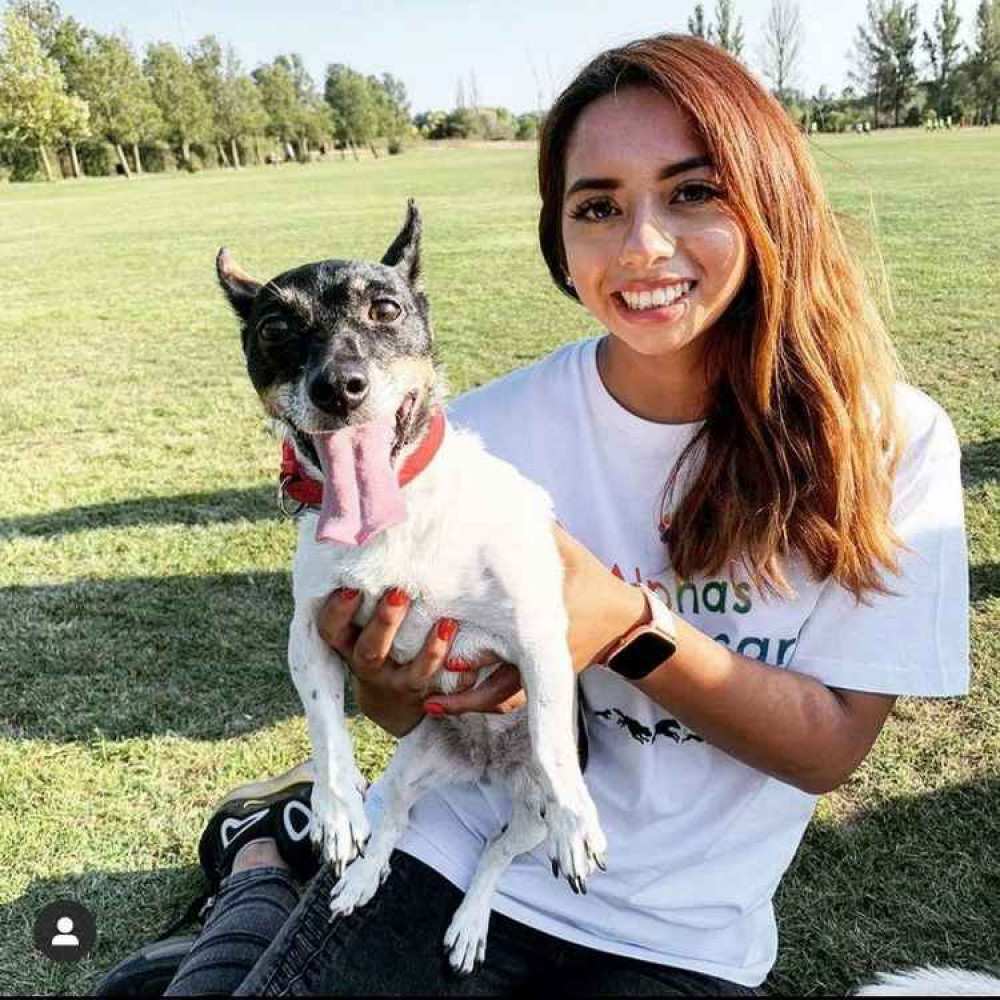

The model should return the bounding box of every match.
[561,87,748,364]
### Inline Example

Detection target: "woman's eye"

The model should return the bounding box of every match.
[569,197,618,222]
[672,182,721,205]
[370,299,402,323]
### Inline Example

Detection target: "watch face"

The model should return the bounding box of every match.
[609,631,676,680]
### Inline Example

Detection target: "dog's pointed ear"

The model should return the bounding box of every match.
[381,199,422,288]
[216,248,261,323]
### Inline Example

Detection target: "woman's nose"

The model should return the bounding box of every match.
[618,208,676,269]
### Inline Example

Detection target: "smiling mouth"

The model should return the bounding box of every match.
[614,281,696,312]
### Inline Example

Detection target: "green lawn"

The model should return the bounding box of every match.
[1,132,998,995]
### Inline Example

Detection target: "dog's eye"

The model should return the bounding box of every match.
[259,320,292,342]
[369,299,401,323]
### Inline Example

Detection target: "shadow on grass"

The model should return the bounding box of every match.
[962,438,999,487]
[0,486,279,540]
[0,864,203,997]
[769,775,1000,995]
[1,571,308,742]
[3,777,997,996]
[971,561,999,606]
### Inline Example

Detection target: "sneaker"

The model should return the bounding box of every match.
[198,760,320,888]
[92,935,196,998]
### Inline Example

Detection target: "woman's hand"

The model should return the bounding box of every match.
[423,523,647,717]
[317,587,477,737]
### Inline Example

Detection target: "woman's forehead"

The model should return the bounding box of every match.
[564,87,709,184]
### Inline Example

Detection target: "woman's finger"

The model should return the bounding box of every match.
[350,588,410,676]
[396,618,459,695]
[318,588,363,656]
[425,663,525,716]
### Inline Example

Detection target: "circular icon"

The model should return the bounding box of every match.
[33,899,97,962]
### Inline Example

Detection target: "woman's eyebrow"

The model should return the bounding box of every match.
[565,155,714,198]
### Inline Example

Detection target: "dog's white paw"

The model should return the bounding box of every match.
[328,856,389,918]
[443,899,490,975]
[544,793,607,894]
[310,780,370,878]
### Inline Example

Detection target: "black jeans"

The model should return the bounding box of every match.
[165,851,761,996]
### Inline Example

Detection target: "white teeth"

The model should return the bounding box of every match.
[620,281,693,311]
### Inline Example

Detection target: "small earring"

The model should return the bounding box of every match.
[565,275,574,288]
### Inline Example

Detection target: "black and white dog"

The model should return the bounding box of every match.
[216,202,606,973]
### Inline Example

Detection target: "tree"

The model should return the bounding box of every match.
[74,31,162,176]
[369,72,410,149]
[324,64,378,158]
[969,0,1000,123]
[922,1,963,118]
[266,53,330,159]
[253,59,301,156]
[144,42,212,166]
[758,0,804,105]
[0,9,89,180]
[189,36,265,167]
[688,3,708,38]
[853,0,920,127]
[710,0,745,59]
[9,1,88,175]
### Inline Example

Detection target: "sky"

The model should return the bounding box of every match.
[52,0,966,114]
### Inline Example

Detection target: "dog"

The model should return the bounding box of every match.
[855,967,1000,996]
[216,201,607,974]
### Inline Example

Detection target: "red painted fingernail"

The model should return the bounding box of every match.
[386,588,408,607]
[436,619,458,641]
[445,659,474,672]
[424,702,446,716]
[339,588,360,601]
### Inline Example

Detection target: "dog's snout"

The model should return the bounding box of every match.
[308,367,370,414]
[341,370,369,403]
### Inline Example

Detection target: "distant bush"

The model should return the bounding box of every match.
[189,143,221,171]
[387,138,404,155]
[78,141,116,177]
[140,143,178,173]
[515,113,540,140]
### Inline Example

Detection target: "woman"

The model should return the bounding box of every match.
[97,34,968,997]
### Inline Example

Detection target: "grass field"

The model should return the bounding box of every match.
[1,130,998,995]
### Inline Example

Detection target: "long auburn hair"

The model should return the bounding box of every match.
[538,35,904,600]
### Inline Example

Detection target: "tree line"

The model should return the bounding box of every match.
[695,0,999,130]
[2,0,998,183]
[0,1,412,181]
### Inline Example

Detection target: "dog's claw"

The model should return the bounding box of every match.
[551,858,560,879]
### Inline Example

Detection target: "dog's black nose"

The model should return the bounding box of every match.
[308,368,369,414]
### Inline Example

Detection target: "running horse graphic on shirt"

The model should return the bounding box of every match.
[592,708,705,746]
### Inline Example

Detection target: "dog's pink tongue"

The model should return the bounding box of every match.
[312,416,406,545]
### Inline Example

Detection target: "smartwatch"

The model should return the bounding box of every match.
[604,583,678,681]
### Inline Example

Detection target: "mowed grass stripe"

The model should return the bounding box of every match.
[1,132,997,994]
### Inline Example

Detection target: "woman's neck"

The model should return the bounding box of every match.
[596,335,710,424]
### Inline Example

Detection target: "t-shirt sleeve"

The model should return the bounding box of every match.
[788,395,969,697]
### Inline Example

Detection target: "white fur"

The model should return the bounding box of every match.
[856,967,1000,996]
[288,421,606,973]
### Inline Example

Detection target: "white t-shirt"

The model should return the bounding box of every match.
[390,336,970,987]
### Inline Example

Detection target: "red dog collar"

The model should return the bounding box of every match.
[279,408,447,513]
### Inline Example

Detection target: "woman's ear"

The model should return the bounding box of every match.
[216,248,262,323]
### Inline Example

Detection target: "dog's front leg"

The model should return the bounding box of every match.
[516,639,606,888]
[329,719,475,917]
[289,607,369,876]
